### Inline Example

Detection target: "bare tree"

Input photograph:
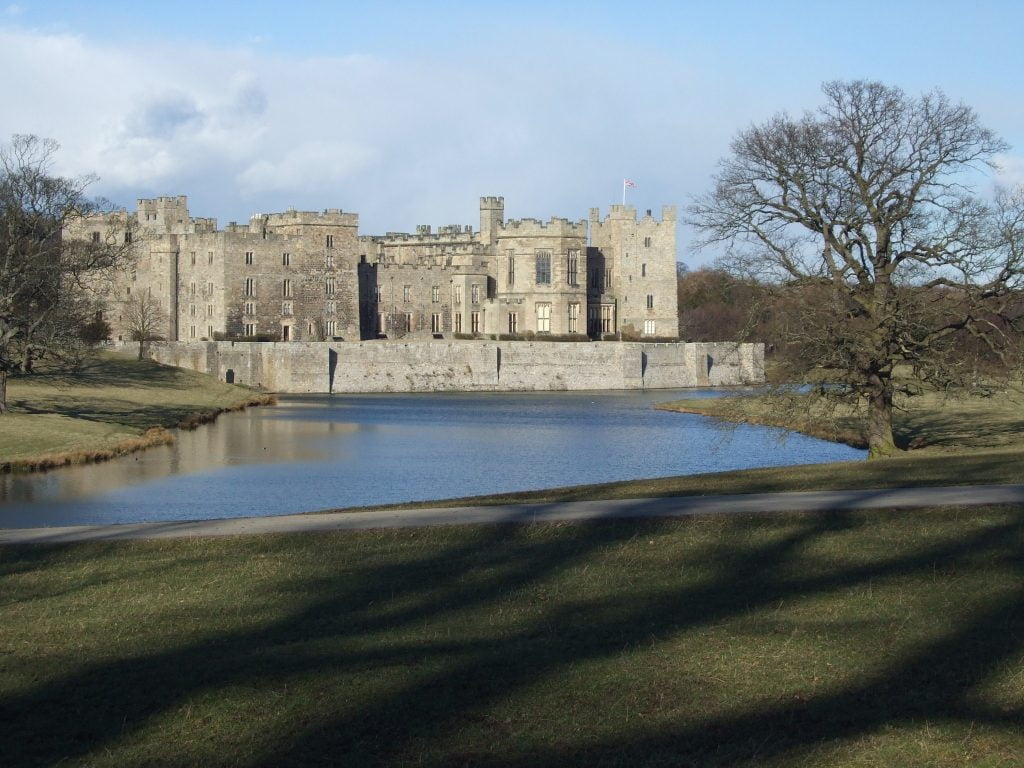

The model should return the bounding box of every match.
[123,292,167,360]
[689,81,1024,457]
[0,135,135,412]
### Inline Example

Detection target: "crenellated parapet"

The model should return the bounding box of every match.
[497,217,587,238]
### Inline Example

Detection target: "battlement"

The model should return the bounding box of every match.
[591,204,677,225]
[497,217,587,238]
[137,195,189,211]
[480,196,504,208]
[262,208,358,227]
[362,229,477,244]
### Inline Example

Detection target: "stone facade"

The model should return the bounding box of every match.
[146,340,765,393]
[69,195,680,344]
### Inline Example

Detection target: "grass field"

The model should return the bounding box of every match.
[0,350,272,471]
[3,507,1024,767]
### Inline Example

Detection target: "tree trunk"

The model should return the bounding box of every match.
[138,340,144,360]
[866,375,898,458]
[0,369,7,414]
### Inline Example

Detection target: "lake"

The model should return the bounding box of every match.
[0,389,865,528]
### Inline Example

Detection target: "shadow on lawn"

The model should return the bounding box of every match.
[2,504,1024,767]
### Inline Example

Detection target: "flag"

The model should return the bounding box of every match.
[624,179,637,188]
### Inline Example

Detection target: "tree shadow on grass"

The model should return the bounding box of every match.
[14,355,186,391]
[14,397,205,430]
[2,504,1024,766]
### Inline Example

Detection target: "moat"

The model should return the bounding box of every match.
[0,390,865,528]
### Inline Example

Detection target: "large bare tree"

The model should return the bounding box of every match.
[123,292,167,360]
[690,81,1024,457]
[0,135,134,412]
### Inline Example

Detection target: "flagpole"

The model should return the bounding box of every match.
[622,179,626,206]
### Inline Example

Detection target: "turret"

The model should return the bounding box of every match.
[479,196,504,246]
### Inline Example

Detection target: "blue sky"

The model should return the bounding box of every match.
[3,0,1022,265]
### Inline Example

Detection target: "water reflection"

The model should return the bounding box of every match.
[0,389,865,528]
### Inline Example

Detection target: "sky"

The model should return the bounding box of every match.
[2,0,1023,266]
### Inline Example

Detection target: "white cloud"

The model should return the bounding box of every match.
[995,154,1024,189]
[0,23,828,247]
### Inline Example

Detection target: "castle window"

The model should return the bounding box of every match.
[207,304,213,317]
[245,278,255,297]
[326,253,334,268]
[282,279,293,298]
[568,302,579,334]
[190,325,196,338]
[644,319,656,335]
[207,325,213,339]
[567,251,579,286]
[471,311,480,334]
[245,302,254,315]
[471,284,480,304]
[245,251,253,265]
[403,285,411,302]
[91,231,100,243]
[208,251,214,265]
[405,312,413,332]
[326,320,336,336]
[244,323,255,336]
[325,277,335,296]
[641,263,647,277]
[283,325,291,341]
[189,304,196,317]
[644,236,651,248]
[535,251,551,285]
[604,268,613,288]
[646,294,654,309]
[431,285,440,303]
[454,314,462,333]
[190,252,196,266]
[282,252,290,266]
[508,312,518,334]
[124,230,132,244]
[536,303,551,333]
[454,285,462,305]
[507,251,515,286]
[190,282,196,296]
[326,301,335,315]
[431,313,442,334]
[282,301,293,316]
[326,234,334,249]
[600,304,614,333]
[374,285,381,302]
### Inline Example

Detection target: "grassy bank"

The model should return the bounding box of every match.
[3,507,1024,766]
[656,386,1024,453]
[0,351,274,472]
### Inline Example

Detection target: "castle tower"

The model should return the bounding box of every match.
[587,204,678,339]
[479,196,504,246]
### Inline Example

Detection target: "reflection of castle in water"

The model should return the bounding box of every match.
[0,407,359,506]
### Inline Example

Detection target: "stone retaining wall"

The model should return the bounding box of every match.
[145,340,764,393]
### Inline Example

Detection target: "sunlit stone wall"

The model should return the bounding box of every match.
[145,341,765,393]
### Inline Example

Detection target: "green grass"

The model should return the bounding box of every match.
[0,350,272,468]
[657,386,1024,453]
[3,508,1024,766]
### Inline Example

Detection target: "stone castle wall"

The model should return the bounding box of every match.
[146,340,765,393]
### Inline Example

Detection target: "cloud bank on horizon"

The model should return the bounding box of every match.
[2,1,1022,266]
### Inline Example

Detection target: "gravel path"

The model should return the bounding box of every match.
[3,484,1023,545]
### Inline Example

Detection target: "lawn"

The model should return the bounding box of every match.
[3,508,1024,767]
[0,350,272,470]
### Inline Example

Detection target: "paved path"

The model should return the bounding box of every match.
[2,484,1024,545]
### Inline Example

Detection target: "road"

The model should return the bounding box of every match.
[2,484,1023,545]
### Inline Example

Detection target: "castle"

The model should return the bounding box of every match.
[72,195,680,344]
